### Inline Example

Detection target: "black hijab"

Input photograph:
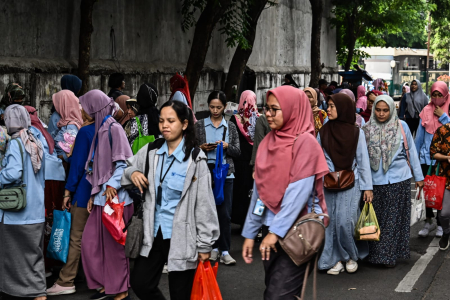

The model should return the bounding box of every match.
[319,93,359,171]
[136,83,160,137]
[282,74,299,88]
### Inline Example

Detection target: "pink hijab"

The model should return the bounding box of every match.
[339,89,363,127]
[419,81,449,134]
[52,90,83,129]
[403,85,410,94]
[356,85,367,111]
[254,86,329,220]
[234,90,260,145]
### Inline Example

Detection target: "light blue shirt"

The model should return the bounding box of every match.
[48,111,61,138]
[154,139,190,239]
[317,129,373,191]
[415,114,450,166]
[53,124,79,162]
[93,161,133,206]
[0,137,45,225]
[172,91,188,106]
[242,177,322,239]
[204,116,234,179]
[371,120,424,185]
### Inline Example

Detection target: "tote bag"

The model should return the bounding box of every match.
[411,188,426,226]
[132,117,155,154]
[47,210,71,263]
[423,162,446,210]
[212,142,229,205]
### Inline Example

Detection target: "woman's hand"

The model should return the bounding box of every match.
[260,232,278,261]
[416,181,424,189]
[103,186,117,202]
[87,198,94,214]
[131,171,149,194]
[200,143,217,152]
[62,191,71,211]
[242,238,255,264]
[217,141,228,149]
[198,252,210,262]
[363,190,373,203]
[434,106,444,117]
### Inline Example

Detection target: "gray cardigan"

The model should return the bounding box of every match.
[121,144,220,272]
[194,118,241,175]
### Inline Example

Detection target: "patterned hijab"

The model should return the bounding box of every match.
[234,90,260,145]
[4,105,43,173]
[363,95,401,173]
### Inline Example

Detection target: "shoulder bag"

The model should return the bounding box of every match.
[0,139,27,211]
[132,117,156,155]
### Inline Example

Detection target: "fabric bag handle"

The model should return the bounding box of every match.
[427,155,441,176]
[215,142,223,170]
[135,117,143,138]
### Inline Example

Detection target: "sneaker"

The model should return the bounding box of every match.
[210,250,219,261]
[327,262,345,275]
[346,259,358,273]
[439,233,450,251]
[90,291,108,300]
[436,226,443,238]
[47,283,76,296]
[162,264,168,274]
[418,222,436,237]
[220,254,236,265]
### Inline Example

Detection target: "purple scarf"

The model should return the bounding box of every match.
[79,90,133,195]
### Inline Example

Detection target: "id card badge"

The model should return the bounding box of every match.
[252,198,266,216]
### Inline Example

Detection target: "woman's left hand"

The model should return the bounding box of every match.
[416,181,424,189]
[103,186,117,202]
[198,252,210,262]
[363,190,373,203]
[260,232,278,261]
[434,106,444,117]
[216,141,228,149]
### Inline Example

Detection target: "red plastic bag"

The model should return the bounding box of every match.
[102,195,127,245]
[191,261,222,300]
[423,164,446,210]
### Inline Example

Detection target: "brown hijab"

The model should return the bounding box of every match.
[319,93,359,171]
[115,95,130,125]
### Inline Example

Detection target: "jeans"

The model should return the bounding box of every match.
[213,179,233,251]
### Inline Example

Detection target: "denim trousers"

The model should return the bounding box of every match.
[214,179,234,251]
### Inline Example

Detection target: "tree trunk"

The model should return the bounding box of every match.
[309,0,323,88]
[344,9,357,72]
[185,0,232,104]
[78,0,96,96]
[224,0,268,102]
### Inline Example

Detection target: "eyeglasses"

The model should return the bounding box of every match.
[264,105,282,116]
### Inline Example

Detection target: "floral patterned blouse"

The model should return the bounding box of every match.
[314,110,327,134]
[430,124,450,190]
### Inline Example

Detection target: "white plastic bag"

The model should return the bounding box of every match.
[411,188,426,227]
[224,102,239,116]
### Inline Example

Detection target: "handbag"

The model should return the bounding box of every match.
[423,161,446,210]
[212,142,229,205]
[131,117,155,155]
[0,139,27,211]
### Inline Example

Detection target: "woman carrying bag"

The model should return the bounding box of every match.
[364,95,424,267]
[317,93,373,275]
[194,91,240,265]
[121,100,219,299]
[241,86,329,299]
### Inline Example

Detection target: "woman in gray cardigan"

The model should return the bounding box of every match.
[195,91,241,265]
[121,100,219,300]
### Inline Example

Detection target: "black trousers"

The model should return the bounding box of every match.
[406,118,421,137]
[130,229,196,300]
[262,227,310,300]
[421,164,441,226]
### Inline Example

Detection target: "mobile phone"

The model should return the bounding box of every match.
[208,142,217,146]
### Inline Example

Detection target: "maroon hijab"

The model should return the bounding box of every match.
[25,106,55,154]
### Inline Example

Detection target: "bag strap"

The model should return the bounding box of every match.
[108,122,113,148]
[222,125,227,142]
[135,117,143,138]
[215,141,223,169]
[398,120,413,176]
[299,254,319,300]
[14,139,25,186]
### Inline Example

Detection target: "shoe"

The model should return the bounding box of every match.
[210,250,219,261]
[327,262,345,275]
[47,283,76,296]
[418,222,436,237]
[90,291,108,300]
[346,259,358,273]
[162,264,168,274]
[220,254,236,265]
[436,226,443,238]
[439,233,450,251]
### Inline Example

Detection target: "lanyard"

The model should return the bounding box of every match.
[156,155,176,206]
[87,115,112,175]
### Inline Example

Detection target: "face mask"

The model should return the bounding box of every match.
[432,97,446,107]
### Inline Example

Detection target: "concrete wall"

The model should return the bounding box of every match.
[0,0,338,123]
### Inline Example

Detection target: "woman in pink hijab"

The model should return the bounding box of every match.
[241,86,329,298]
[416,81,450,239]
[356,85,367,113]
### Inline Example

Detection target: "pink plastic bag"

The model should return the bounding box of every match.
[102,195,127,245]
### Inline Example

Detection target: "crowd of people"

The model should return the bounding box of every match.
[0,72,449,300]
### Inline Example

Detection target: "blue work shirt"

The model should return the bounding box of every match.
[204,116,234,179]
[242,177,321,239]
[53,124,79,162]
[154,139,190,239]
[65,124,95,208]
[93,161,133,206]
[415,114,450,166]
[48,111,61,138]
[0,137,45,225]
[371,120,424,185]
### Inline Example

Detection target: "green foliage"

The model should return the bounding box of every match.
[332,0,429,69]
[337,48,370,68]
[384,31,427,49]
[430,0,450,67]
[181,0,277,50]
